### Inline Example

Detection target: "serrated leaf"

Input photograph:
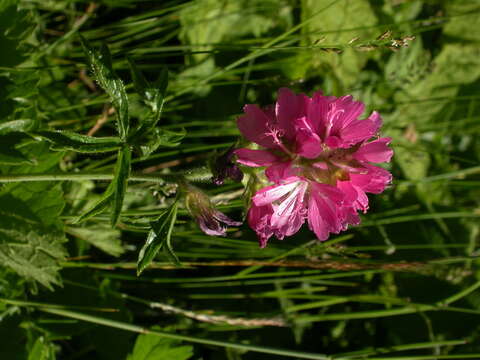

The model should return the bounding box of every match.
[111,146,131,226]
[127,333,193,360]
[32,131,122,153]
[66,225,124,257]
[137,201,178,275]
[79,35,129,140]
[0,183,67,289]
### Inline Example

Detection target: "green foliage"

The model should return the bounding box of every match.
[33,131,122,153]
[1,1,480,359]
[27,337,57,360]
[111,145,131,226]
[79,36,130,140]
[127,58,168,128]
[127,334,193,360]
[137,201,179,275]
[67,225,124,257]
[0,133,33,165]
[0,183,66,289]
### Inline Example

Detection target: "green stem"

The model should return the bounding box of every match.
[0,169,211,184]
[0,299,330,360]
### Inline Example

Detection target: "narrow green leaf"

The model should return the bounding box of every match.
[127,57,151,101]
[0,119,36,134]
[111,146,131,226]
[74,190,113,224]
[79,35,129,140]
[127,57,168,128]
[32,131,122,153]
[27,337,56,360]
[138,127,186,158]
[137,201,178,275]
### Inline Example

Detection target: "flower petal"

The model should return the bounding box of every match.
[237,104,277,148]
[234,148,280,167]
[248,203,274,248]
[295,116,323,158]
[270,180,307,231]
[275,88,308,141]
[353,137,393,163]
[252,177,302,206]
[265,161,296,182]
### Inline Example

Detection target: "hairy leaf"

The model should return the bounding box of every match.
[137,201,178,275]
[32,131,122,153]
[0,183,66,289]
[79,35,129,140]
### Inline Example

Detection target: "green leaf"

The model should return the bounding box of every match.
[138,127,185,158]
[32,131,122,153]
[137,201,178,276]
[0,183,67,289]
[127,333,193,360]
[74,146,131,225]
[0,133,32,165]
[74,187,114,224]
[111,146,131,226]
[28,337,56,360]
[79,35,129,140]
[128,58,168,130]
[0,119,36,134]
[66,225,124,257]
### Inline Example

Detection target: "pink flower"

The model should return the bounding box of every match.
[236,88,393,246]
[184,184,241,236]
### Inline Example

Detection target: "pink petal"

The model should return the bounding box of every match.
[295,117,323,158]
[265,161,296,182]
[353,137,393,163]
[307,91,334,136]
[237,104,277,148]
[270,180,307,231]
[337,180,369,212]
[234,148,280,167]
[247,203,274,248]
[275,88,308,141]
[252,177,302,206]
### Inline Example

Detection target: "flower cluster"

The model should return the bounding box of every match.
[235,88,393,247]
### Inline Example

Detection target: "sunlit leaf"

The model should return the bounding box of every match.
[127,333,192,360]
